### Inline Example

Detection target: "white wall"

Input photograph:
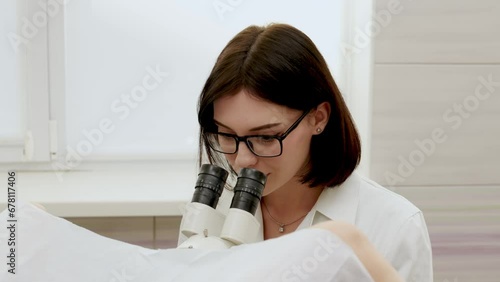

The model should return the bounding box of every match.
[370,0,500,281]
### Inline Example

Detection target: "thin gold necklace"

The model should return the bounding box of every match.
[262,200,308,233]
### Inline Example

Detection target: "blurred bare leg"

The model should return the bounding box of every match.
[311,221,404,282]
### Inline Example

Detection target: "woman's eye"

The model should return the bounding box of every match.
[218,134,234,141]
[258,136,276,143]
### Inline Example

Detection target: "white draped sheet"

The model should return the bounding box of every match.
[0,202,373,282]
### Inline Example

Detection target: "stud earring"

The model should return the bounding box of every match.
[316,128,322,133]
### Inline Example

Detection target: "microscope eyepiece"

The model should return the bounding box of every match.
[192,164,229,209]
[180,166,267,248]
[230,168,266,215]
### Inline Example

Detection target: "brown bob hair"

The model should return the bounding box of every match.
[197,23,360,188]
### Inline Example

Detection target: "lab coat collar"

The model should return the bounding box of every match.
[309,172,361,226]
[254,172,361,240]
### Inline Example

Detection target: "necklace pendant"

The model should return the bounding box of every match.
[279,225,284,233]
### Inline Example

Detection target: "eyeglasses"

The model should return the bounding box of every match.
[205,110,310,157]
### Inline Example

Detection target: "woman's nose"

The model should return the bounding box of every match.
[234,142,258,169]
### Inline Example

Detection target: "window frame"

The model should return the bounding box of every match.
[0,0,51,163]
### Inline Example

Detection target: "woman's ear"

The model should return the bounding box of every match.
[311,102,330,134]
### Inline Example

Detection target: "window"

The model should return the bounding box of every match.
[62,0,346,162]
[0,1,373,215]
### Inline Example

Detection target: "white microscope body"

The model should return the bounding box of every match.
[177,165,266,250]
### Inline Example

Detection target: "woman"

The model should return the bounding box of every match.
[181,23,432,281]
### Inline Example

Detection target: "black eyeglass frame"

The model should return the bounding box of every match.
[205,110,311,158]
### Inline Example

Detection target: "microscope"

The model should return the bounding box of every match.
[177,164,266,250]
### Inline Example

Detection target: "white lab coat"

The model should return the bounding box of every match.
[179,172,434,282]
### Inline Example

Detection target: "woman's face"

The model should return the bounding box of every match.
[213,89,316,196]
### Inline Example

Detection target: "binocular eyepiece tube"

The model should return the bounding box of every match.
[230,167,266,215]
[178,164,266,249]
[192,164,266,215]
[191,164,229,209]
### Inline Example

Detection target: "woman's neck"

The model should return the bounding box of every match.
[262,177,323,213]
[260,178,324,240]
